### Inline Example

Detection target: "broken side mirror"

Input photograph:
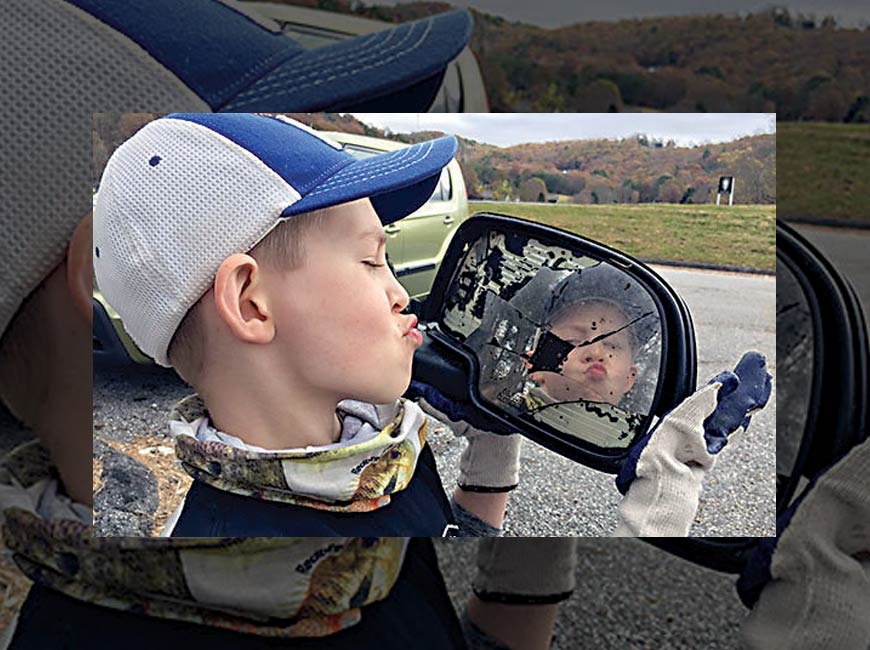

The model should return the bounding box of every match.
[412,213,696,473]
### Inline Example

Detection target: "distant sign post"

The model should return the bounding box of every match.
[716,176,735,206]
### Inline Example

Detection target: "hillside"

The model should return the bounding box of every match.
[267,1,870,120]
[459,133,774,204]
[778,122,870,222]
[289,113,776,205]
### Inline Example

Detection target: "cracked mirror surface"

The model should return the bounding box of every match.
[438,229,663,450]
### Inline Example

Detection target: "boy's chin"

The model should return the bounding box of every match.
[354,380,409,408]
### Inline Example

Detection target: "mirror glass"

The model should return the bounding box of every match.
[775,257,814,485]
[437,229,663,449]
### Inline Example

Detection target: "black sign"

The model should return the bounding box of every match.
[718,176,734,193]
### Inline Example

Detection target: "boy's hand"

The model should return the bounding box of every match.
[736,438,870,649]
[409,381,523,492]
[613,351,772,536]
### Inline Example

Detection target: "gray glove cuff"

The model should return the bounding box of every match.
[417,398,523,491]
[473,538,577,603]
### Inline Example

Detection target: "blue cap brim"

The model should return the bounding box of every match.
[282,135,459,225]
[221,10,473,112]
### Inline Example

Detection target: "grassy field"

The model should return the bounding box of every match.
[469,202,776,272]
[779,122,870,223]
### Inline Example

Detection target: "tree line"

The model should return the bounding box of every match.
[457,133,775,205]
[288,1,870,121]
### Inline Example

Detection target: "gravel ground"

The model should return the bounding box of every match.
[433,537,747,650]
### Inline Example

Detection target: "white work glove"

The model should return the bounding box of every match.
[418,397,523,492]
[614,351,772,536]
[737,437,870,649]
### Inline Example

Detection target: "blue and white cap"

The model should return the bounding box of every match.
[93,113,458,366]
[67,0,473,112]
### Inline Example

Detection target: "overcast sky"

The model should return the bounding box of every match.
[350,113,776,147]
[376,0,869,28]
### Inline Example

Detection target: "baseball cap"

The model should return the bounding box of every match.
[1,0,213,342]
[66,0,473,112]
[93,113,458,367]
[545,263,661,352]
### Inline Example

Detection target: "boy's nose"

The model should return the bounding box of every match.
[582,341,605,362]
[388,272,410,312]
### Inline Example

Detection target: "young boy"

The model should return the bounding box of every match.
[521,262,659,413]
[94,112,490,537]
[527,297,639,406]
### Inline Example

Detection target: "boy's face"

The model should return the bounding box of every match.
[264,199,422,405]
[529,301,637,405]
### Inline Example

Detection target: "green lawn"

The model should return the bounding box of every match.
[779,122,870,224]
[469,202,776,271]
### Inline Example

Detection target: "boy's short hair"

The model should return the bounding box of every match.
[93,113,457,367]
[167,208,328,385]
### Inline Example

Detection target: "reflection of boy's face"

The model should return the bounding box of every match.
[264,199,422,405]
[529,301,637,404]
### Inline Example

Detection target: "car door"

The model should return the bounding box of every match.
[396,165,464,299]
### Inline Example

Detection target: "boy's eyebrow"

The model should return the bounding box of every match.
[360,229,387,247]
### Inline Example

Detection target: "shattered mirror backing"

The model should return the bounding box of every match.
[438,229,663,450]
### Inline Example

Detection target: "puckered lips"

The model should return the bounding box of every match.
[403,315,423,347]
[586,362,608,380]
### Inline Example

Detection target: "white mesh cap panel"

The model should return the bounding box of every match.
[93,119,302,366]
[0,0,208,339]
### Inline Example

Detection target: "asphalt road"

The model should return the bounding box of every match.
[93,265,775,537]
[795,224,870,321]
[434,537,748,650]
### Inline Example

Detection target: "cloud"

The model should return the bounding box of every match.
[350,113,775,147]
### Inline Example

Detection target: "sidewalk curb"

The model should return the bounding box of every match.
[782,215,870,231]
[641,258,775,276]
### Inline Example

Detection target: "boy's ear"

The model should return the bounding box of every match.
[66,213,93,326]
[213,254,275,344]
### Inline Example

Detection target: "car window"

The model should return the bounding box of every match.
[430,168,452,202]
[340,143,381,159]
[341,143,451,203]
[422,167,452,203]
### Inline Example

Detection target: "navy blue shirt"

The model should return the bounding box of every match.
[12,538,467,650]
[171,444,456,537]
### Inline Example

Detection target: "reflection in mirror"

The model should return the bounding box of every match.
[439,229,662,449]
[775,258,813,484]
